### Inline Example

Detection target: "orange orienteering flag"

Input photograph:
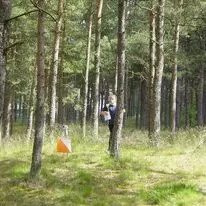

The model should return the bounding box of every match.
[56,137,72,153]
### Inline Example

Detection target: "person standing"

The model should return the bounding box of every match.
[100,94,117,151]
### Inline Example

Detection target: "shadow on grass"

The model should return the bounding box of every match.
[0,155,141,205]
[0,153,206,206]
[0,159,28,178]
[141,181,205,205]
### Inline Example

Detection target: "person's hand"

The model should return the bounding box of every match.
[100,111,109,116]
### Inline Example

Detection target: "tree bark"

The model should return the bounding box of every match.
[110,0,127,158]
[82,1,93,138]
[48,0,64,129]
[197,66,204,126]
[169,0,183,133]
[0,0,12,142]
[151,0,165,146]
[148,1,156,141]
[124,64,128,124]
[184,78,190,128]
[114,57,118,94]
[30,0,45,177]
[2,77,13,138]
[27,67,37,139]
[93,0,103,138]
[57,21,66,125]
[136,80,141,128]
[175,78,181,129]
[140,79,147,129]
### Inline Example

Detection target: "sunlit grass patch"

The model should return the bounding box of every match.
[141,182,206,206]
[1,125,206,205]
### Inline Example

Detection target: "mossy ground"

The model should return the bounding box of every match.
[0,124,206,205]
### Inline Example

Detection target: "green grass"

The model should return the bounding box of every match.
[0,125,206,205]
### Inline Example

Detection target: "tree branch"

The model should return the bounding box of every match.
[3,41,24,55]
[5,9,39,23]
[135,2,152,11]
[30,0,57,22]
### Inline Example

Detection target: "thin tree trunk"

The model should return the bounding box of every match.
[184,78,190,128]
[2,77,12,138]
[110,0,127,158]
[57,21,66,125]
[197,66,204,126]
[190,82,196,126]
[164,79,169,128]
[27,67,37,139]
[176,78,181,129]
[136,80,141,128]
[48,0,64,129]
[151,0,165,146]
[0,0,12,142]
[87,86,92,121]
[93,0,103,138]
[114,57,118,94]
[30,0,45,177]
[170,0,183,133]
[82,1,93,138]
[148,1,156,141]
[124,64,128,122]
[140,79,147,129]
[18,95,21,120]
[0,22,6,142]
[161,79,165,127]
[14,96,17,121]
[203,83,206,126]
[22,95,27,122]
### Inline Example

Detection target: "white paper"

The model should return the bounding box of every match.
[104,113,111,121]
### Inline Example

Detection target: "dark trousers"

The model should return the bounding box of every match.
[108,124,114,151]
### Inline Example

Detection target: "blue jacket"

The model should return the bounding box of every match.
[103,104,117,125]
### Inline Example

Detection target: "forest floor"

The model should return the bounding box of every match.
[0,124,206,206]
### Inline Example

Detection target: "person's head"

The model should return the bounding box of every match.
[109,94,116,105]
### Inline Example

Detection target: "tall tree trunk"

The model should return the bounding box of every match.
[124,64,128,122]
[0,21,6,141]
[27,67,37,139]
[164,79,169,128]
[2,77,13,138]
[197,67,204,126]
[151,0,165,146]
[114,57,118,94]
[161,79,165,127]
[82,1,93,138]
[184,78,190,128]
[30,0,45,177]
[197,31,205,127]
[18,94,23,120]
[22,95,27,122]
[110,0,127,158]
[136,80,141,128]
[14,95,18,122]
[203,83,206,126]
[176,78,181,129]
[48,0,64,129]
[0,0,12,142]
[93,0,103,138]
[57,21,66,125]
[169,0,183,133]
[140,79,147,129]
[148,1,156,141]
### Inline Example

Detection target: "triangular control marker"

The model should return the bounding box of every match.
[56,137,72,153]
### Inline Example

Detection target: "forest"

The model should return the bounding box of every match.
[0,0,206,205]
